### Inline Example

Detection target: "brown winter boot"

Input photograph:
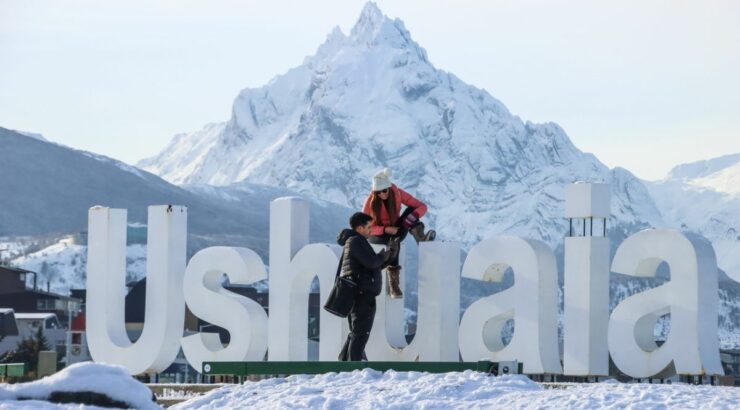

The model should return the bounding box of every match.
[386,265,403,299]
[409,222,436,244]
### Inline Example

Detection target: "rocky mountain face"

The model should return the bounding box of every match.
[138,2,663,253]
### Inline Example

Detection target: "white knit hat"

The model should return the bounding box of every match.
[372,168,392,191]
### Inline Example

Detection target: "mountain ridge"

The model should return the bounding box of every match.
[0,126,350,256]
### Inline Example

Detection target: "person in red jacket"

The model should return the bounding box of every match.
[362,168,435,298]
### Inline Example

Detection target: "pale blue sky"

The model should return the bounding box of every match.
[1,0,738,180]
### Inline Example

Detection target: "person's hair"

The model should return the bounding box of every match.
[349,212,373,230]
[370,188,397,226]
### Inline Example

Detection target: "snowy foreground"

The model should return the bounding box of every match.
[1,364,738,409]
[0,362,158,409]
[173,370,740,410]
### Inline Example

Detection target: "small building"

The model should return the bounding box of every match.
[0,266,82,327]
[13,312,68,359]
[14,313,63,337]
[0,266,33,294]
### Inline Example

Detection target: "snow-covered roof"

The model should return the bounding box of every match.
[14,313,57,320]
[0,308,15,314]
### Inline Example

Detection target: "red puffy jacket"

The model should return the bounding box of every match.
[362,184,428,236]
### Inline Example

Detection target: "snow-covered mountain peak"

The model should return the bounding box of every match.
[138,2,667,250]
[350,2,390,39]
[310,1,428,67]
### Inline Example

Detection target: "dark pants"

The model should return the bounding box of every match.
[368,207,418,266]
[338,293,376,361]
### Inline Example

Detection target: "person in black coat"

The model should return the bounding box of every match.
[337,212,399,361]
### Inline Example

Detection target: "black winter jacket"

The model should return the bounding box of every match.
[336,229,386,296]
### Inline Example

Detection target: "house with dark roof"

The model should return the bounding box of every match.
[0,265,82,327]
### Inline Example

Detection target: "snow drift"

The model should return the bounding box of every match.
[0,362,157,409]
[172,369,739,409]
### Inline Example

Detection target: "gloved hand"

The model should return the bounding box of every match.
[401,211,418,229]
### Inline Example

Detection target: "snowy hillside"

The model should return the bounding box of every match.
[11,240,147,295]
[0,126,240,237]
[138,2,663,251]
[645,153,740,282]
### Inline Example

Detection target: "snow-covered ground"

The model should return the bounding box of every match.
[173,369,739,410]
[1,365,737,409]
[0,362,157,409]
[2,367,738,409]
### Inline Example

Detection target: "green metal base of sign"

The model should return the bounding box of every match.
[202,361,509,376]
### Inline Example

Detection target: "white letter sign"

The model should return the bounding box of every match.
[181,247,269,371]
[86,205,186,375]
[366,241,461,361]
[608,229,724,378]
[268,197,347,361]
[458,236,561,374]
